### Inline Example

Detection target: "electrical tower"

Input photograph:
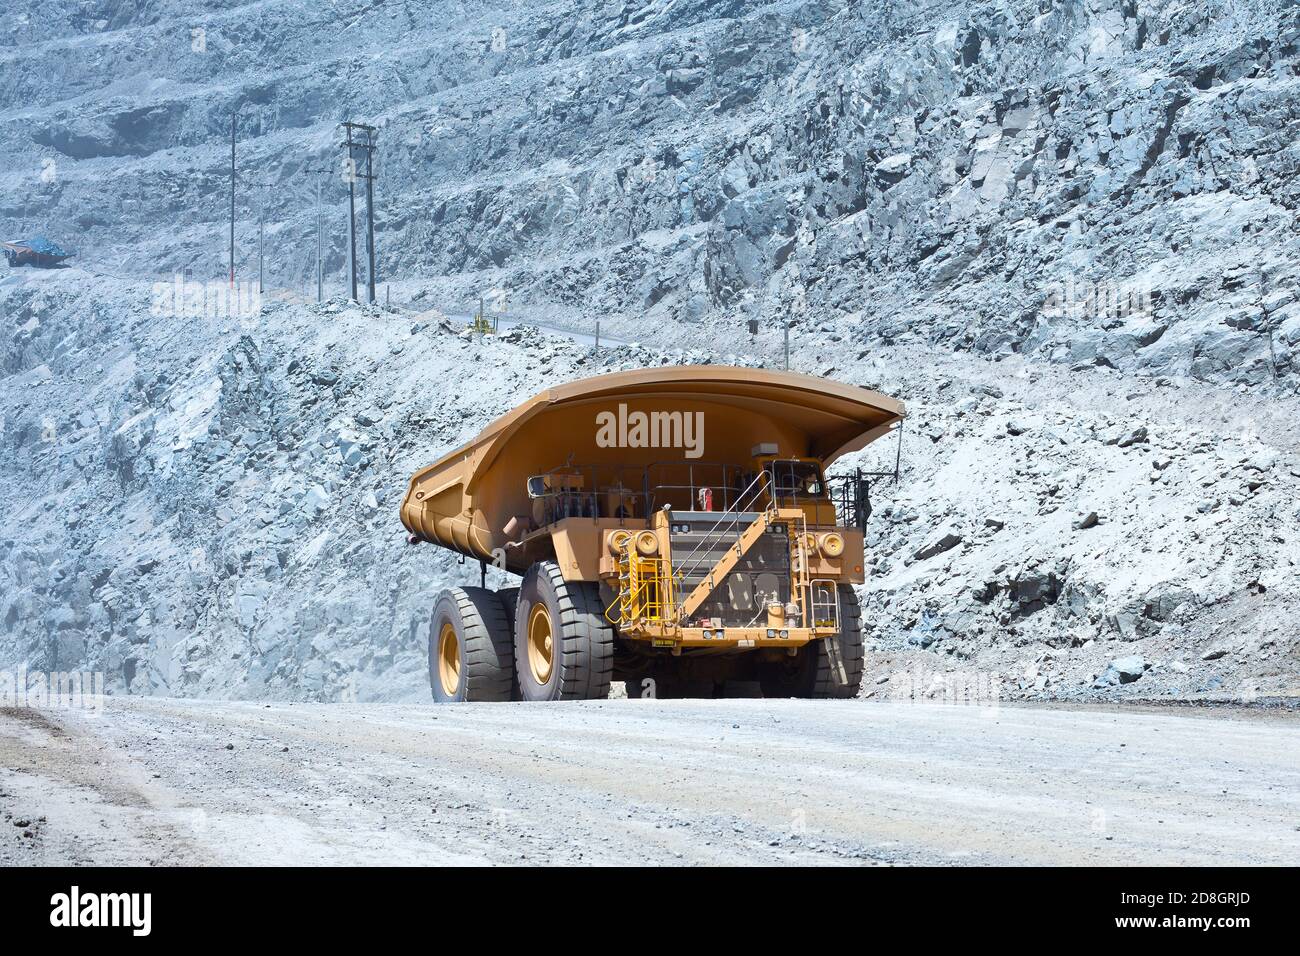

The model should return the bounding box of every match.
[340,121,377,304]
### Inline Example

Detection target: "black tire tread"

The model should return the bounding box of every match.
[810,585,865,698]
[519,562,614,701]
[431,586,515,702]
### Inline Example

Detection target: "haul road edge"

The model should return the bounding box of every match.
[400,365,905,701]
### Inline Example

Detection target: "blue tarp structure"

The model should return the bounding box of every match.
[2,236,75,267]
[16,236,70,256]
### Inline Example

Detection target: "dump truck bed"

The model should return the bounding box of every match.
[400,365,904,571]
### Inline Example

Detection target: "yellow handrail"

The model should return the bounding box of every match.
[609,543,675,628]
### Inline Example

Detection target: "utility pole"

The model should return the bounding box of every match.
[314,176,322,302]
[364,127,377,306]
[783,323,790,370]
[229,112,236,287]
[303,166,332,303]
[316,173,324,303]
[343,124,357,302]
[340,120,377,304]
[238,178,275,297]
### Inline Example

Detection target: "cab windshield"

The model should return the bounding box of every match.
[768,460,826,498]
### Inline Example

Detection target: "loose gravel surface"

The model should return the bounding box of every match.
[3,698,1297,866]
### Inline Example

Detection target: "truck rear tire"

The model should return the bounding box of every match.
[514,561,613,701]
[497,586,521,699]
[759,585,865,699]
[497,586,520,632]
[429,587,516,703]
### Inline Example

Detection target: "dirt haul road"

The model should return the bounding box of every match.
[2,698,1296,866]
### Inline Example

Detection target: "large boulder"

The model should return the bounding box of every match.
[1094,655,1147,688]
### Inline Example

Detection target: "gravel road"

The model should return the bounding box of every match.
[2,698,1296,866]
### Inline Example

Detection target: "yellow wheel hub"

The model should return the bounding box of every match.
[527,603,555,685]
[437,621,461,696]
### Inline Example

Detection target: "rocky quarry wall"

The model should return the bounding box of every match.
[1,0,1298,703]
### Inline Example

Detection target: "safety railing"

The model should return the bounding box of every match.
[609,541,674,627]
[528,461,756,526]
[670,470,774,587]
[825,471,870,531]
[529,463,645,526]
[644,461,754,514]
[808,579,840,631]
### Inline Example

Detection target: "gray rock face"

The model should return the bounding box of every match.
[1,0,1298,703]
[2,1,1299,393]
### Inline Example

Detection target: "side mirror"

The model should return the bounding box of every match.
[526,475,547,498]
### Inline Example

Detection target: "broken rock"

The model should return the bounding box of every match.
[1094,655,1147,687]
[1117,426,1149,448]
[913,525,963,561]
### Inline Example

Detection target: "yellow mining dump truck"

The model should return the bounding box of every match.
[400,366,904,701]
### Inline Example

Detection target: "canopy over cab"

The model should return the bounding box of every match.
[399,365,904,567]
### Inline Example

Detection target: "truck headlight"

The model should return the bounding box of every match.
[634,531,659,556]
[607,529,632,556]
[818,532,845,558]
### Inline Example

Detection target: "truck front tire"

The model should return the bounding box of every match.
[515,562,613,701]
[759,584,865,699]
[428,587,516,702]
